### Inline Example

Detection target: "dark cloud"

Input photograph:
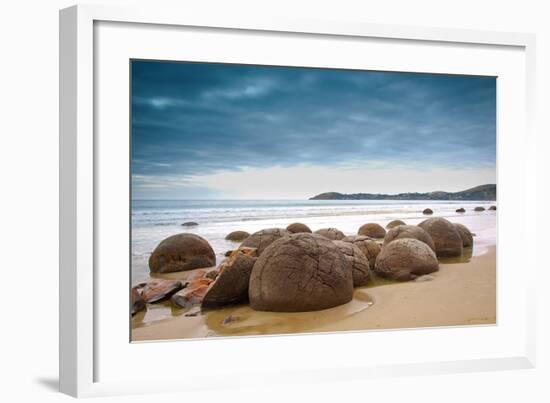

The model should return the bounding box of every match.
[131,60,496,195]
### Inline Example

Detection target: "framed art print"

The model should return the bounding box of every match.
[60,4,537,397]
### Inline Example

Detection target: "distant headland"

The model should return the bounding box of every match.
[309,184,496,201]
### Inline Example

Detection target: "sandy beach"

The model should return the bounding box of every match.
[132,242,496,342]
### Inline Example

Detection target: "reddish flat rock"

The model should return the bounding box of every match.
[140,279,183,303]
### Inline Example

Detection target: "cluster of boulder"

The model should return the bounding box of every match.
[132,216,476,316]
[424,206,497,215]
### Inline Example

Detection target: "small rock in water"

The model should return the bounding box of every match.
[222,315,239,325]
[182,221,199,226]
[414,275,435,282]
[423,208,434,215]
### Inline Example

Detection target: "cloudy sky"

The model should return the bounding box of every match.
[131,60,496,200]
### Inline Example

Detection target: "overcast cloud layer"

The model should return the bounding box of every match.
[131,60,496,199]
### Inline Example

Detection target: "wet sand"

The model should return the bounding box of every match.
[131,246,496,342]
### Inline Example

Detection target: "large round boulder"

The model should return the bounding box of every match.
[454,223,473,248]
[358,223,386,238]
[386,219,406,229]
[240,228,291,255]
[333,241,371,287]
[418,217,463,257]
[474,206,486,212]
[286,222,312,234]
[341,235,381,268]
[314,227,345,240]
[225,230,250,242]
[384,225,436,252]
[423,208,433,215]
[374,238,439,281]
[456,208,466,213]
[489,206,497,211]
[202,250,257,309]
[149,233,216,273]
[249,233,353,312]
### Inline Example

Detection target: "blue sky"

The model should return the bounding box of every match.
[131,60,496,200]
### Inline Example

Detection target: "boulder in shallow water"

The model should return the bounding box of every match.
[384,225,436,252]
[171,278,213,308]
[149,233,216,273]
[386,219,406,229]
[474,206,486,212]
[202,251,257,308]
[286,222,312,234]
[181,221,199,226]
[374,238,439,281]
[240,228,291,255]
[249,233,353,312]
[341,235,381,268]
[489,206,497,211]
[333,240,371,287]
[131,287,146,315]
[418,217,463,257]
[314,227,345,240]
[423,208,433,215]
[454,223,473,247]
[456,208,466,213]
[140,279,184,303]
[225,230,250,242]
[358,223,386,238]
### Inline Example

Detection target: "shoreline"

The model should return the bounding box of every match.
[131,245,496,341]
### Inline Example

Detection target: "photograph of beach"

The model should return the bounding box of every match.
[130,60,497,342]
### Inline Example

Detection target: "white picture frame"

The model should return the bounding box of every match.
[59,4,537,398]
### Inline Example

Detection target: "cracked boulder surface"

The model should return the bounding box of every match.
[341,235,381,268]
[418,217,463,257]
[333,240,371,287]
[383,225,436,252]
[249,233,353,312]
[202,250,257,309]
[314,227,345,240]
[358,223,386,238]
[148,233,216,273]
[375,238,439,281]
[454,223,473,248]
[286,222,312,234]
[240,228,291,256]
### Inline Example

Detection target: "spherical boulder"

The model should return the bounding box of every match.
[225,230,250,242]
[341,235,381,268]
[249,233,353,312]
[384,225,436,252]
[333,240,371,287]
[489,206,497,211]
[456,208,466,213]
[423,208,433,215]
[149,233,216,273]
[418,217,463,257]
[474,206,486,212]
[240,228,291,255]
[454,223,473,248]
[374,238,439,281]
[286,222,312,234]
[358,223,386,238]
[314,227,345,240]
[202,251,257,308]
[386,219,406,229]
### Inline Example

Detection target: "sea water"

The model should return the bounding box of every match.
[132,199,497,284]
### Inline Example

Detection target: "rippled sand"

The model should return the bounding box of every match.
[131,244,496,342]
